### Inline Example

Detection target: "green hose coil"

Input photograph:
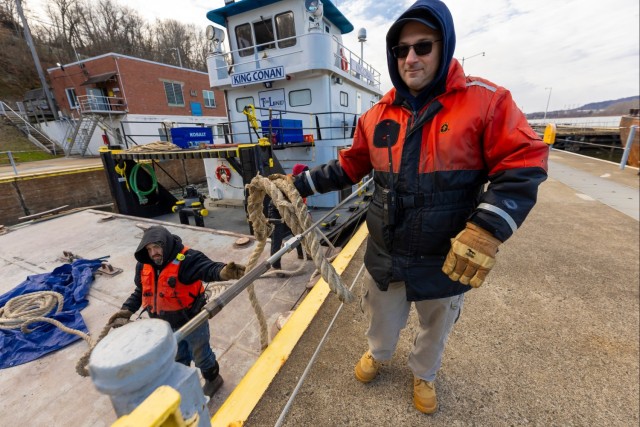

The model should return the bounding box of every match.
[130,162,158,204]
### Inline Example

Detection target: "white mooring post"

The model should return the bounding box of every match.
[88,319,211,426]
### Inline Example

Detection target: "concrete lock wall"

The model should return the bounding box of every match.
[0,159,207,226]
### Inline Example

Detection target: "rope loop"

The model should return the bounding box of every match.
[246,174,355,305]
[0,291,64,330]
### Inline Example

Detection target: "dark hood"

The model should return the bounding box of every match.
[386,0,456,110]
[134,225,184,268]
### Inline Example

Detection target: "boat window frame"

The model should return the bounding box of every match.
[275,11,296,48]
[289,89,311,107]
[235,23,255,57]
[340,91,348,107]
[235,96,255,113]
[253,17,276,52]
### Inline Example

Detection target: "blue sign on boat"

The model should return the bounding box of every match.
[170,127,213,149]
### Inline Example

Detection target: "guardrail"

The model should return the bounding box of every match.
[76,95,126,114]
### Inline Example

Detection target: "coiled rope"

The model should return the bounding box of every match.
[0,290,104,376]
[244,174,355,350]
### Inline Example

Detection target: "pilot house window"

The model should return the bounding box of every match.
[276,12,296,48]
[253,18,276,51]
[236,23,255,57]
[236,12,296,57]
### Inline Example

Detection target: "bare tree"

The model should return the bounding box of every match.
[29,0,206,69]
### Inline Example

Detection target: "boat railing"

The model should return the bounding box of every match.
[207,32,381,89]
[116,112,358,149]
[231,104,358,146]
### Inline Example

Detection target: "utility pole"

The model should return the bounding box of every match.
[543,87,553,120]
[15,0,59,120]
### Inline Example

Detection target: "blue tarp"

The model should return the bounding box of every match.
[0,258,103,369]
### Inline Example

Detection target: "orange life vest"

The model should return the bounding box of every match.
[140,247,204,315]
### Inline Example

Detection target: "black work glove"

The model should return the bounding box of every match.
[220,262,246,280]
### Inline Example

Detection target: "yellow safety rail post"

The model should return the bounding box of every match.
[111,385,199,427]
[543,123,557,146]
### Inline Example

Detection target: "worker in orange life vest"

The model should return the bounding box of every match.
[107,225,245,397]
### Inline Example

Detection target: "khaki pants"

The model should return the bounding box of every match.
[360,270,464,381]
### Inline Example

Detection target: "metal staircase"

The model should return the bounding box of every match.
[66,115,100,156]
[0,101,62,154]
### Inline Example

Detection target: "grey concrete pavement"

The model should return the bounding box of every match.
[247,149,639,426]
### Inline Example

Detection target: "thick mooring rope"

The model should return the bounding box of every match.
[0,291,64,330]
[0,290,101,376]
[244,174,355,350]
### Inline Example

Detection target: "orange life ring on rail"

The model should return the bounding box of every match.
[215,165,231,183]
[340,48,348,71]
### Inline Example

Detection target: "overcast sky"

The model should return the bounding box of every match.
[30,0,640,114]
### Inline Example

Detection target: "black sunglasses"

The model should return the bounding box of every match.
[391,40,442,59]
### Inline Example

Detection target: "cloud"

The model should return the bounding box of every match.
[31,0,638,114]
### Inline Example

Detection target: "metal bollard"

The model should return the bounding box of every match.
[89,319,211,427]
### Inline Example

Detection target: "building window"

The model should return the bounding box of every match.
[289,89,311,107]
[65,88,79,109]
[164,81,184,106]
[235,96,255,113]
[340,91,348,107]
[203,90,216,108]
[275,12,296,48]
[236,23,255,57]
[253,18,275,51]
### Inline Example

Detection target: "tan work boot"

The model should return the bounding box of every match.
[413,377,438,414]
[354,350,381,383]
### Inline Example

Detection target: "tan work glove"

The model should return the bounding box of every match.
[220,262,246,280]
[442,223,501,288]
[107,309,133,328]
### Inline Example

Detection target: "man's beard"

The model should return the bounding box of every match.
[153,257,163,265]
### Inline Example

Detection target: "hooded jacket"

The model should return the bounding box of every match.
[122,226,226,328]
[294,0,548,300]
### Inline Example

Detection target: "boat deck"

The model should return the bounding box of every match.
[0,149,638,426]
[0,207,319,425]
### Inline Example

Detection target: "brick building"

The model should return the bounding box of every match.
[48,52,226,118]
[44,53,228,154]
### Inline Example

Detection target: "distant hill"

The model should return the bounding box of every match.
[526,96,640,120]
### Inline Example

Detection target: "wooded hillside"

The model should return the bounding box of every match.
[0,0,209,102]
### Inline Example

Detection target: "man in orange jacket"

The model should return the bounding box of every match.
[291,0,548,414]
[108,225,245,397]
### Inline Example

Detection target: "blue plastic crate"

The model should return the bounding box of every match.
[261,119,303,144]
